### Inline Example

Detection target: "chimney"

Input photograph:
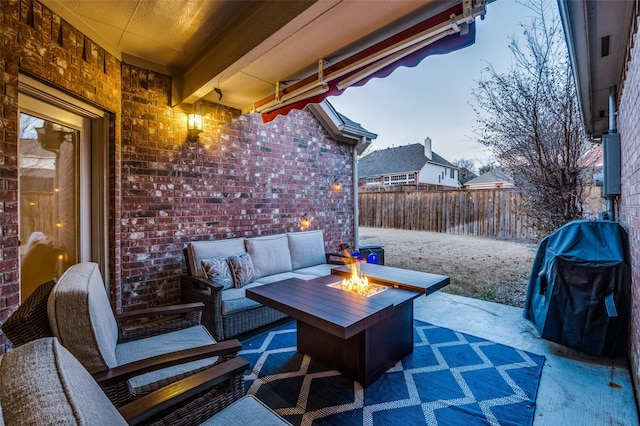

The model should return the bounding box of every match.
[424,137,432,160]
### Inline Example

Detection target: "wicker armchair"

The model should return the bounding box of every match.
[1,278,207,348]
[1,279,57,348]
[46,262,244,409]
[0,337,290,426]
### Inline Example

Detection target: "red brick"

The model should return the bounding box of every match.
[618,16,640,410]
[0,2,356,353]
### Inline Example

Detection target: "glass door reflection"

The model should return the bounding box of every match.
[19,113,78,299]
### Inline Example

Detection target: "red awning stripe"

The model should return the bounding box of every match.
[247,1,484,123]
[260,24,476,123]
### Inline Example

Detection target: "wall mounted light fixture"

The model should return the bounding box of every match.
[187,113,203,140]
[300,213,310,229]
[295,174,343,229]
[331,175,342,191]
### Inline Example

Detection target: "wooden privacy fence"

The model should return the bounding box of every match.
[358,188,537,241]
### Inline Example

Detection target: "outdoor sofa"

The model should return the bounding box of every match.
[181,230,349,340]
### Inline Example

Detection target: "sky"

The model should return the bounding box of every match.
[328,0,533,172]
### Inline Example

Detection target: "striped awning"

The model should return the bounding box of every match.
[246,1,485,123]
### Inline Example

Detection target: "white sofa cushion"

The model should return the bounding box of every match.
[287,230,326,270]
[246,235,292,279]
[220,272,313,315]
[220,287,263,315]
[293,263,335,277]
[187,238,246,278]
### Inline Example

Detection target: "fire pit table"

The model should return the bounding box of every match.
[246,266,449,387]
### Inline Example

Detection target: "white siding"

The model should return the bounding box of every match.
[418,162,459,187]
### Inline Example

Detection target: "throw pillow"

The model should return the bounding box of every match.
[227,253,256,288]
[200,257,234,290]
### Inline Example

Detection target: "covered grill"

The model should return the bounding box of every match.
[524,220,631,356]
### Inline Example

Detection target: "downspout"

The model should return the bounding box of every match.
[353,137,362,250]
[609,85,617,133]
[607,85,617,220]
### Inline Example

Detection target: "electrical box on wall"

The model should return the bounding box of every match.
[593,173,604,187]
[602,133,621,196]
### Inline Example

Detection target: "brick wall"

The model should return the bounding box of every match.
[0,0,356,353]
[618,15,640,409]
[0,0,121,353]
[119,64,354,311]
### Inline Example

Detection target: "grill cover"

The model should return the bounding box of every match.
[524,220,630,356]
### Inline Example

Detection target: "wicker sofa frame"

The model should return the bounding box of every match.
[181,230,350,341]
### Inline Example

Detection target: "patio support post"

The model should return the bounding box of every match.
[353,137,364,250]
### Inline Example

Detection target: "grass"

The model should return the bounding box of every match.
[358,227,538,307]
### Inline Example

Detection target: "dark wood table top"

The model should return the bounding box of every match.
[245,274,421,339]
[331,262,450,295]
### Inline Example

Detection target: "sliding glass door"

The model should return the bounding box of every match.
[18,76,109,301]
[18,111,80,299]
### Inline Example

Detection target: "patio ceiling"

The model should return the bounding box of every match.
[558,0,637,139]
[41,0,486,115]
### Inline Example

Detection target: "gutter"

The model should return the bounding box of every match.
[557,0,594,139]
[354,139,361,250]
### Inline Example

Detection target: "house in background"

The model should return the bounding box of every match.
[464,167,514,190]
[358,138,459,189]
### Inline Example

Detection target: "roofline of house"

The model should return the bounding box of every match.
[307,101,377,154]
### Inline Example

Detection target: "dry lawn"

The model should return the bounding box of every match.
[358,227,539,307]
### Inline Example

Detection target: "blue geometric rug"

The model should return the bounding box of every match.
[240,320,544,426]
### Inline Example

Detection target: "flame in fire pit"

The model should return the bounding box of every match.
[328,262,387,297]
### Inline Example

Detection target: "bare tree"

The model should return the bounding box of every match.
[472,0,591,234]
[452,158,477,185]
[478,162,495,175]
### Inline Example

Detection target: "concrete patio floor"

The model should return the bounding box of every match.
[414,292,638,425]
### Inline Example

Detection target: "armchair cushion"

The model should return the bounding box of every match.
[115,325,218,395]
[201,257,234,290]
[227,253,256,288]
[47,262,118,374]
[203,395,291,426]
[246,235,292,278]
[47,262,224,407]
[0,338,125,426]
[287,230,326,269]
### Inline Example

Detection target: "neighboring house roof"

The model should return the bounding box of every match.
[458,167,478,183]
[307,100,377,154]
[358,143,455,178]
[465,167,514,189]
